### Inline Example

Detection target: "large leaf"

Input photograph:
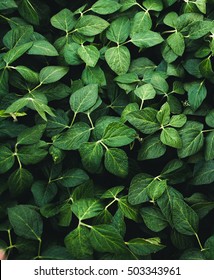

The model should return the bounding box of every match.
[50,8,76,32]
[106,16,130,44]
[17,124,45,145]
[91,0,122,15]
[131,31,164,48]
[53,122,91,150]
[191,161,214,185]
[105,46,131,75]
[3,42,33,65]
[70,84,98,113]
[104,148,128,177]
[8,205,43,240]
[28,40,59,56]
[75,15,109,36]
[78,45,100,67]
[90,224,127,253]
[39,66,69,84]
[127,237,165,255]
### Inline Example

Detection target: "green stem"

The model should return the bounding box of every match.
[79,222,92,229]
[8,229,13,247]
[105,198,118,210]
[37,238,42,258]
[134,2,147,12]
[14,144,22,169]
[195,232,204,251]
[87,113,94,129]
[99,140,109,151]
[202,129,214,133]
[70,112,77,127]
[28,82,43,94]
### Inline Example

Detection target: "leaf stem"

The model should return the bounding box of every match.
[134,2,147,12]
[14,143,22,169]
[195,232,204,251]
[202,129,214,133]
[105,198,118,210]
[79,222,92,229]
[37,238,42,258]
[87,113,94,129]
[28,82,43,94]
[99,140,109,151]
[70,112,77,127]
[8,229,13,247]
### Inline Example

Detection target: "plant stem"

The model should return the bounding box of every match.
[195,232,204,251]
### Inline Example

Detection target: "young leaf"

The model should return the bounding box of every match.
[75,15,109,36]
[90,224,127,253]
[8,205,43,240]
[134,84,156,100]
[70,84,98,113]
[104,148,128,177]
[156,102,171,126]
[105,46,131,75]
[39,66,69,84]
[118,196,140,222]
[91,0,122,15]
[53,122,91,150]
[169,114,187,128]
[50,8,76,32]
[31,181,57,207]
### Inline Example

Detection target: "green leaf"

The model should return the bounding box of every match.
[18,143,48,165]
[75,15,109,36]
[205,132,214,161]
[138,135,166,160]
[191,161,214,185]
[78,45,100,67]
[53,122,91,150]
[204,235,214,260]
[187,81,207,111]
[90,224,127,253]
[79,142,104,173]
[127,237,165,255]
[17,124,45,145]
[134,84,156,100]
[160,127,182,148]
[188,20,214,39]
[64,43,82,65]
[143,0,163,11]
[59,168,89,188]
[172,198,199,235]
[106,16,130,44]
[102,122,136,147]
[131,31,163,48]
[0,146,15,174]
[3,26,33,49]
[140,207,168,232]
[126,108,160,134]
[147,179,167,201]
[199,57,214,79]
[0,0,17,10]
[31,181,57,207]
[28,40,59,56]
[91,0,122,15]
[206,110,214,128]
[104,148,128,177]
[130,11,152,36]
[65,226,93,259]
[105,46,131,75]
[120,0,136,12]
[156,102,171,126]
[178,121,204,158]
[169,114,187,128]
[101,186,125,199]
[70,84,98,113]
[39,66,69,84]
[82,65,106,86]
[71,198,104,220]
[8,168,33,197]
[118,196,140,222]
[3,42,33,65]
[50,8,76,32]
[14,66,39,84]
[8,205,43,240]
[17,0,39,25]
[167,32,185,56]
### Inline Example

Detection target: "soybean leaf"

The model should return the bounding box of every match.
[59,169,89,188]
[106,16,130,44]
[140,207,168,232]
[31,181,57,207]
[39,66,69,84]
[78,45,100,67]
[138,135,166,160]
[105,46,131,75]
[134,84,156,100]
[127,237,165,255]
[104,148,128,178]
[130,11,152,35]
[90,224,127,253]
[8,205,43,240]
[101,186,125,199]
[3,42,33,65]
[71,199,104,220]
[131,31,164,48]
[53,122,91,150]
[187,81,207,111]
[160,128,182,148]
[28,40,59,56]
[102,122,136,147]
[18,0,39,25]
[91,0,122,15]
[13,66,39,84]
[191,161,214,185]
[70,84,98,113]
[75,15,109,36]
[205,132,214,161]
[167,32,185,56]
[65,226,93,259]
[50,8,76,32]
[0,146,15,174]
[0,0,17,10]
[17,124,46,145]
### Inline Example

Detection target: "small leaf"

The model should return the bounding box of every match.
[8,205,43,240]
[18,0,39,25]
[105,46,130,75]
[39,66,69,84]
[104,148,128,178]
[31,181,57,207]
[101,186,125,199]
[134,84,156,100]
[156,102,171,126]
[130,11,152,35]
[169,114,187,128]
